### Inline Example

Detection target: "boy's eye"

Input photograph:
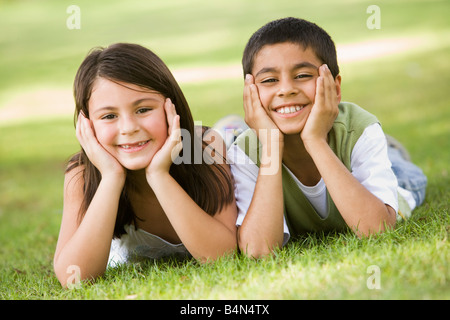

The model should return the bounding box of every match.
[260,78,278,84]
[295,74,313,79]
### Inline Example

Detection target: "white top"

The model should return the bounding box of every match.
[228,123,416,245]
[108,224,190,268]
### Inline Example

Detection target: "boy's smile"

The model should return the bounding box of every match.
[252,42,339,135]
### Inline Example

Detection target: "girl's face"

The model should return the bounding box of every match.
[88,78,168,171]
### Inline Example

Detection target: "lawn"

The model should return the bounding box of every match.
[0,0,449,302]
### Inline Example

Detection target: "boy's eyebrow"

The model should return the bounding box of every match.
[254,62,319,77]
[293,62,319,70]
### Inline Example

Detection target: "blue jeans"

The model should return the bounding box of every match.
[388,146,427,206]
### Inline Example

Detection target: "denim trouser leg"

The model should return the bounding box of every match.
[388,147,427,206]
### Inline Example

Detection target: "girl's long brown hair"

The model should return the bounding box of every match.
[68,43,234,238]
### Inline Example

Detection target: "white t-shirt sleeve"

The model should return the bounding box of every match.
[350,123,398,213]
[227,145,291,245]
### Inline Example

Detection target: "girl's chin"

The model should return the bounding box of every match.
[120,159,153,172]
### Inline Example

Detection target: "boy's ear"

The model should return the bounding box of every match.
[334,75,342,103]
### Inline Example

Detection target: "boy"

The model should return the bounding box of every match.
[227,17,427,257]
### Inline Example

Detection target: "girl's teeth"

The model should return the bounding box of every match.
[121,141,148,149]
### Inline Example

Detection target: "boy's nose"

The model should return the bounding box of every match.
[119,116,139,135]
[277,79,299,97]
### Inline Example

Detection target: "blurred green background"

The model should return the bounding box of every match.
[0,0,449,299]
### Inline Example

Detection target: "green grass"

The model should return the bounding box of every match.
[0,0,449,301]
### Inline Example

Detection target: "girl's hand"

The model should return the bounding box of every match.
[244,74,281,145]
[145,98,183,180]
[301,64,339,147]
[76,112,126,180]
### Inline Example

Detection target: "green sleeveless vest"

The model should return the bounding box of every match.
[234,102,401,235]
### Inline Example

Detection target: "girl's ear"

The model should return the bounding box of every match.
[334,75,342,103]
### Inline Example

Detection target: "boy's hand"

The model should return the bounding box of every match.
[76,112,126,180]
[301,64,339,147]
[145,98,182,180]
[244,74,281,145]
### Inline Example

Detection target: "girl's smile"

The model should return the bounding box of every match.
[88,78,168,170]
[117,140,150,153]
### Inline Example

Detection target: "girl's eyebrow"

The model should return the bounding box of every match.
[92,98,162,115]
[131,97,162,106]
[254,61,319,78]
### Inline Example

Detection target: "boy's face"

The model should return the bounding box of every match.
[251,42,341,135]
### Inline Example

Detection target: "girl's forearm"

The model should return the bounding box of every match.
[148,172,236,262]
[54,175,124,286]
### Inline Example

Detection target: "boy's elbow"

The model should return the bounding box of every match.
[238,235,280,259]
[240,245,276,259]
[354,208,397,238]
[374,205,397,235]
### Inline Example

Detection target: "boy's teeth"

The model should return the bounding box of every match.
[276,106,303,114]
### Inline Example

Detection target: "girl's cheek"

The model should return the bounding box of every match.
[92,124,111,145]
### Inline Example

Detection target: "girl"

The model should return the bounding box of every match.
[53,43,237,287]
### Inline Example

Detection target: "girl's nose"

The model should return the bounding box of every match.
[119,116,139,135]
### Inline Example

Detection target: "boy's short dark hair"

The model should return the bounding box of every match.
[242,17,340,78]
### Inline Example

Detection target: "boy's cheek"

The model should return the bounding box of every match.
[255,88,270,109]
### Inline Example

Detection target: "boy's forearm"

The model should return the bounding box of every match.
[238,139,285,257]
[305,139,396,236]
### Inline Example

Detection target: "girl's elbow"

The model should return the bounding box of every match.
[197,243,238,263]
[54,261,103,288]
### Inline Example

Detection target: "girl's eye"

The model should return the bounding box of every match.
[101,114,116,120]
[137,108,151,114]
